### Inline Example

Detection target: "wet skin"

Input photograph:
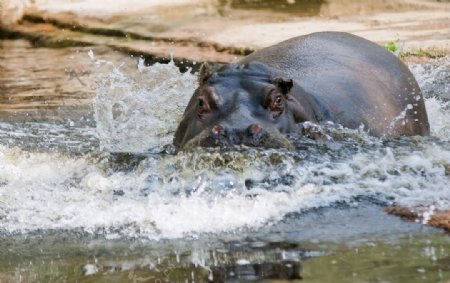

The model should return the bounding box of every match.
[173,32,430,150]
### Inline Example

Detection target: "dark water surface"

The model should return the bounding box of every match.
[0,39,449,282]
[216,0,439,17]
[219,0,325,15]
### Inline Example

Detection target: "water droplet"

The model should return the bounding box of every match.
[88,49,94,60]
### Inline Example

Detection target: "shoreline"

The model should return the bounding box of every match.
[1,0,448,64]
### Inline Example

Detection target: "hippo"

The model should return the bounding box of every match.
[173,32,429,150]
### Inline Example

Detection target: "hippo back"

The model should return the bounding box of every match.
[239,32,429,137]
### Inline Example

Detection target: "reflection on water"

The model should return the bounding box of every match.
[0,40,94,121]
[0,40,449,282]
[0,40,137,122]
[219,0,325,15]
[217,0,434,17]
[1,231,448,282]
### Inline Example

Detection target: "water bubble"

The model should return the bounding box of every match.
[88,49,94,60]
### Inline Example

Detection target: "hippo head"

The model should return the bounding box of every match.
[173,62,309,150]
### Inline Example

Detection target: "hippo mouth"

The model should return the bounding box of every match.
[179,125,294,151]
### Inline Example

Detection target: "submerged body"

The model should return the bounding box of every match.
[174,32,429,150]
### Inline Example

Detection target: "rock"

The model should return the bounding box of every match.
[0,0,31,25]
[386,205,450,231]
[427,210,450,231]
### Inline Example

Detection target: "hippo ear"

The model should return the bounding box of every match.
[272,78,293,95]
[198,62,224,84]
[198,63,213,83]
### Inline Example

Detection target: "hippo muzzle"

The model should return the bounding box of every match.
[181,123,294,151]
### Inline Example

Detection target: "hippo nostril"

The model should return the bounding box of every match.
[211,125,223,135]
[248,124,263,135]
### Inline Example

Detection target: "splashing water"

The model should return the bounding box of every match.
[410,57,449,100]
[410,58,450,141]
[0,54,449,240]
[94,57,197,152]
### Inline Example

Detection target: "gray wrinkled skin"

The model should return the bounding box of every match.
[174,32,429,151]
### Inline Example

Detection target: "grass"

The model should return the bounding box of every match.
[384,40,399,53]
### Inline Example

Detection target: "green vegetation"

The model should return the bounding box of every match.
[382,39,447,59]
[384,40,399,53]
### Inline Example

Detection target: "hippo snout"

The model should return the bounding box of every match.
[180,124,294,151]
[208,124,265,146]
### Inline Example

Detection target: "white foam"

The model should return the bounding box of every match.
[1,137,448,239]
[0,58,449,240]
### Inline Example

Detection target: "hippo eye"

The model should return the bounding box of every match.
[265,90,285,119]
[197,96,212,119]
[275,95,282,105]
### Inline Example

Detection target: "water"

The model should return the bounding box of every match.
[0,41,449,282]
[218,0,325,15]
